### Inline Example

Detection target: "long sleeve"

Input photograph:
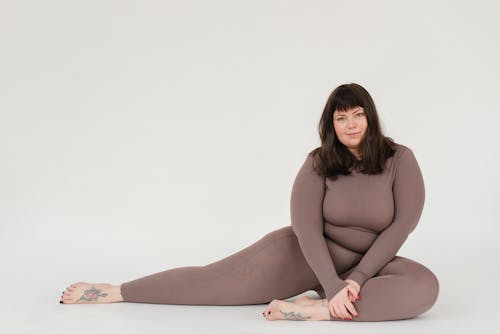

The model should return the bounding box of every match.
[290,153,348,301]
[346,148,425,288]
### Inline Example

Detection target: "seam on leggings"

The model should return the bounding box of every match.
[198,233,297,282]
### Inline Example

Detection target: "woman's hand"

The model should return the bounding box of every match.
[345,279,361,302]
[328,283,359,320]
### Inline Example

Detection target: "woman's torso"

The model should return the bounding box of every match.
[322,143,407,253]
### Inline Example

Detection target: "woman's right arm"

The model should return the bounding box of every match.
[290,153,348,301]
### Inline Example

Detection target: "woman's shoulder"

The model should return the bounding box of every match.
[389,142,423,172]
[391,142,412,158]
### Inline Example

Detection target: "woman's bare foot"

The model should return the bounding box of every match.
[262,299,330,321]
[60,282,124,304]
[293,295,318,306]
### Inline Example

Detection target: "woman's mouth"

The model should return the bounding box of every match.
[348,132,360,137]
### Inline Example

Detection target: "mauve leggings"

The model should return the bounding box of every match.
[120,226,439,321]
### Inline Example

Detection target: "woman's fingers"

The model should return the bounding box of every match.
[333,304,343,318]
[341,303,352,319]
[348,290,356,302]
[330,304,339,319]
[345,287,359,318]
[345,300,359,318]
[348,286,360,301]
[328,299,339,319]
[331,302,357,320]
[332,307,340,319]
[334,303,349,320]
[329,286,361,320]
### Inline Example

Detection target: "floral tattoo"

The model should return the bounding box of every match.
[280,310,312,320]
[78,287,108,302]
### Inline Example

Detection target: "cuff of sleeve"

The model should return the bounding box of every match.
[325,279,349,301]
[346,269,370,287]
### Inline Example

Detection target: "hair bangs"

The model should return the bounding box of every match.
[332,86,364,112]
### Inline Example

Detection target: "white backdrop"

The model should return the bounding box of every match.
[1,0,498,333]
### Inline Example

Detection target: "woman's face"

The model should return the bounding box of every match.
[333,106,368,158]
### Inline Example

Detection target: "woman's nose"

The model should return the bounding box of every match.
[347,118,357,128]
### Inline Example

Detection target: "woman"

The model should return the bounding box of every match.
[59,83,439,322]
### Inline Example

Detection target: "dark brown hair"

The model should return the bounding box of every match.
[309,83,396,181]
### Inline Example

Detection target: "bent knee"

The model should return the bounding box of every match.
[411,266,440,314]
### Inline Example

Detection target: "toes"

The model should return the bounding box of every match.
[262,300,281,320]
[262,307,272,320]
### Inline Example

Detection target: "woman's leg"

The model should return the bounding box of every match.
[263,255,439,322]
[329,256,440,321]
[62,225,439,321]
[120,226,323,305]
[318,240,440,321]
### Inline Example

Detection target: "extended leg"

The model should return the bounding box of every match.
[120,226,321,305]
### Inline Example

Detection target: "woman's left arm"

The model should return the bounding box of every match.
[345,147,426,287]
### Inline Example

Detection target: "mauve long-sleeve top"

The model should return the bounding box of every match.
[290,143,425,301]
